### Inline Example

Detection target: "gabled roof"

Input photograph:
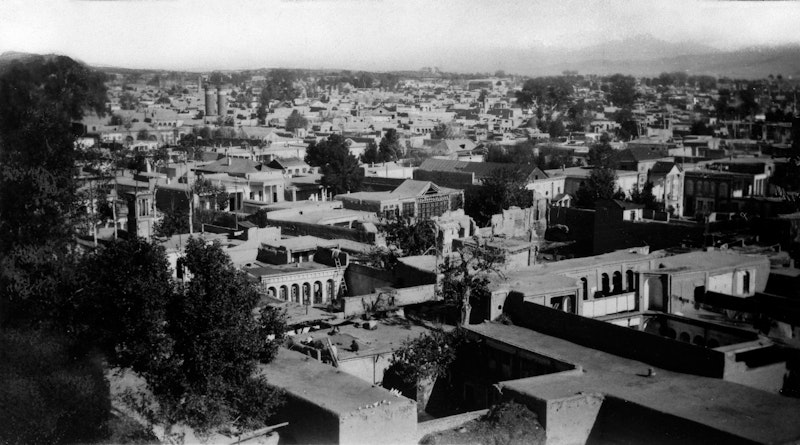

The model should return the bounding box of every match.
[649,161,680,175]
[390,180,440,198]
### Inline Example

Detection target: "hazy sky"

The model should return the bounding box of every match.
[1,0,799,72]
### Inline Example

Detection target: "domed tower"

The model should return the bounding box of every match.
[217,88,227,117]
[205,87,217,116]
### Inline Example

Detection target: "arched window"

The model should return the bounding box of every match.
[327,279,335,300]
[743,271,751,294]
[291,284,299,303]
[268,287,277,298]
[601,273,610,295]
[302,283,311,305]
[612,271,623,293]
[626,270,635,291]
[314,281,323,304]
[280,286,287,301]
[581,278,589,301]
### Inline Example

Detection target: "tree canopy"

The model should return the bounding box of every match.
[305,134,364,195]
[465,167,533,227]
[575,168,624,208]
[0,54,107,322]
[515,76,572,113]
[117,237,285,436]
[606,74,638,108]
[285,110,308,133]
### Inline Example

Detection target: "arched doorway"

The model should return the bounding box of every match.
[314,281,323,304]
[268,287,277,299]
[279,286,288,301]
[612,271,622,293]
[302,283,310,305]
[644,276,665,311]
[601,273,610,295]
[626,270,635,291]
[327,279,335,300]
[291,284,299,303]
[581,277,589,300]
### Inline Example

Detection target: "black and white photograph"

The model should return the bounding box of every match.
[2,0,800,443]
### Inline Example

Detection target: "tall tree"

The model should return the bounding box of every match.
[378,128,402,162]
[285,110,308,134]
[630,181,658,210]
[606,74,638,108]
[439,237,505,325]
[515,76,572,115]
[587,140,618,169]
[305,134,364,195]
[360,141,380,164]
[77,237,174,371]
[575,168,622,208]
[126,238,285,436]
[0,55,107,323]
[465,167,533,227]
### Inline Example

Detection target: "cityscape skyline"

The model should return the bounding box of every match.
[2,0,800,73]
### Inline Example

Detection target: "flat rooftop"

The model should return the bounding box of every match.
[467,322,800,444]
[308,317,431,360]
[244,260,334,278]
[259,348,414,415]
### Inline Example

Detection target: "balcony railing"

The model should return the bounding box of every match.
[581,291,637,318]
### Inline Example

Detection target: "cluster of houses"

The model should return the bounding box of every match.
[79,70,800,444]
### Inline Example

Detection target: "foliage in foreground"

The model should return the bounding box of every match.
[0,328,111,445]
[110,237,286,436]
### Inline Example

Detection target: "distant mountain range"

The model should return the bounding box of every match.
[3,34,800,79]
[503,35,800,78]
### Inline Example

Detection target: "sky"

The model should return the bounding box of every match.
[1,0,799,73]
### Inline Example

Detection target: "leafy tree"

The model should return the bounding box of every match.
[587,140,618,169]
[154,205,190,237]
[439,237,506,325]
[386,328,468,387]
[305,134,364,195]
[125,238,285,436]
[515,76,572,115]
[248,208,270,228]
[77,237,173,371]
[606,74,638,108]
[614,108,638,141]
[382,217,437,257]
[119,92,138,110]
[484,142,537,165]
[465,167,533,227]
[0,328,111,445]
[575,168,621,208]
[630,181,658,210]
[284,110,308,133]
[193,177,230,211]
[378,128,402,162]
[0,55,107,324]
[360,141,380,164]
